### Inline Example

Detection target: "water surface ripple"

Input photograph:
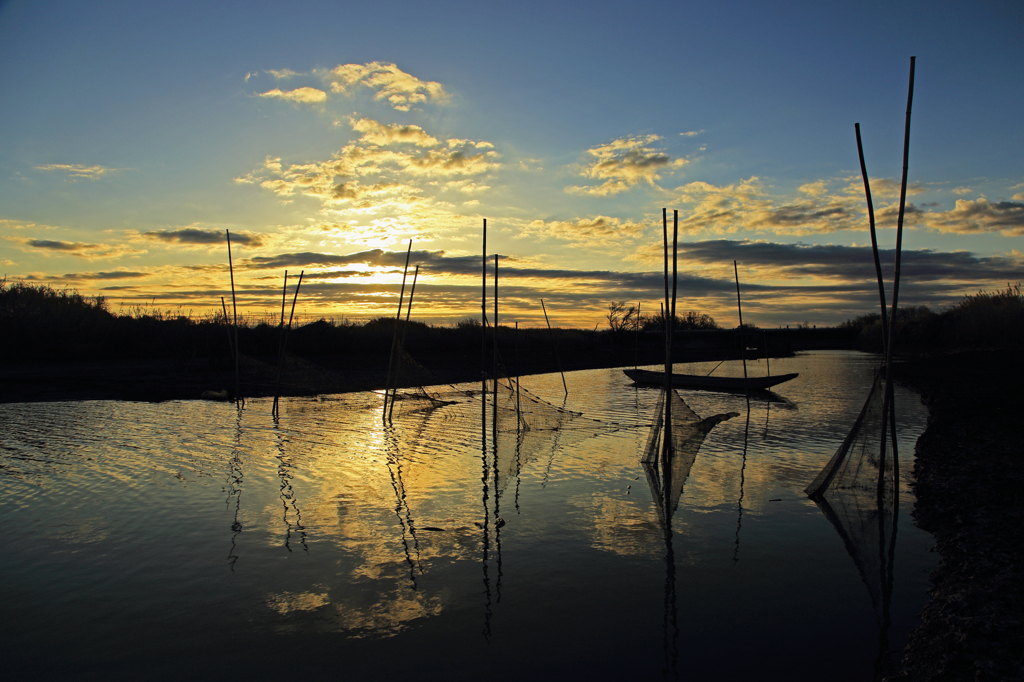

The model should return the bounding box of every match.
[0,351,934,680]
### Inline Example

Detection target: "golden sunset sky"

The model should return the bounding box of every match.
[1,0,1021,328]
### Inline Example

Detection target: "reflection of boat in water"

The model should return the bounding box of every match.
[624,368,798,392]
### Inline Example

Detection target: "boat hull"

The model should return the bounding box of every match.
[623,368,798,391]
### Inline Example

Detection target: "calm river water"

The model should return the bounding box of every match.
[1,351,934,680]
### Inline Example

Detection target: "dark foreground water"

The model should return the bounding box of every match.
[0,351,934,680]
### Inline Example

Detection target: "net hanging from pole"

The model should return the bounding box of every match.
[642,388,738,527]
[805,371,899,624]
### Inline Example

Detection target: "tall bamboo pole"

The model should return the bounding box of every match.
[493,254,498,395]
[856,122,889,352]
[671,210,678,334]
[661,209,671,491]
[226,230,239,403]
[482,219,487,381]
[384,241,413,422]
[880,56,916,500]
[734,261,749,399]
[389,265,419,422]
[481,220,487,456]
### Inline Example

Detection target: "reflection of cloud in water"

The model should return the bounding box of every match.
[264,581,444,638]
[575,494,661,557]
[266,590,330,614]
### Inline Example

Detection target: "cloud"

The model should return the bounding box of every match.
[668,177,876,236]
[35,163,115,179]
[351,118,439,147]
[566,135,687,196]
[7,237,145,260]
[924,198,1024,236]
[259,87,327,104]
[680,130,705,137]
[519,216,647,245]
[867,177,928,198]
[323,62,448,111]
[236,120,499,212]
[667,239,1024,284]
[951,186,973,195]
[142,228,268,247]
[266,68,299,79]
[58,271,150,281]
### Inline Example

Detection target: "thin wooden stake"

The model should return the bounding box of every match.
[540,299,567,396]
[384,241,413,423]
[634,301,641,372]
[221,296,234,363]
[389,265,419,422]
[226,230,240,403]
[273,270,288,416]
[273,271,303,413]
[762,330,771,378]
[734,260,749,400]
[515,321,521,429]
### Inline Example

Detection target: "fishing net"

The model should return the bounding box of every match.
[805,371,898,622]
[642,387,738,526]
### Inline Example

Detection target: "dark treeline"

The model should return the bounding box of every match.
[840,284,1024,352]
[3,280,1021,367]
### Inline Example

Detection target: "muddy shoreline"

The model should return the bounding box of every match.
[891,349,1024,680]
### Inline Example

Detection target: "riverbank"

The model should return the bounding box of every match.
[0,345,790,403]
[892,349,1024,681]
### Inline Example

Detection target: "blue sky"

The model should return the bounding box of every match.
[1,0,1021,327]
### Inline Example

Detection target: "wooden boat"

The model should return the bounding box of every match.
[623,368,798,391]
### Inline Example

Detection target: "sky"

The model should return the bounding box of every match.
[1,0,1022,329]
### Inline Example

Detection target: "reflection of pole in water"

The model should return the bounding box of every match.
[874,400,901,679]
[273,414,308,553]
[225,401,246,571]
[492,377,503,603]
[661,515,679,681]
[385,428,419,585]
[480,380,493,640]
[733,405,751,565]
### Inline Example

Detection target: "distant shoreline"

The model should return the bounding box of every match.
[0,345,797,404]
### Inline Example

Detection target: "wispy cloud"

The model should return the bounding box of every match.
[566,135,687,196]
[57,270,150,281]
[142,228,268,247]
[35,163,116,179]
[322,62,448,111]
[518,215,647,245]
[258,87,327,104]
[7,237,145,260]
